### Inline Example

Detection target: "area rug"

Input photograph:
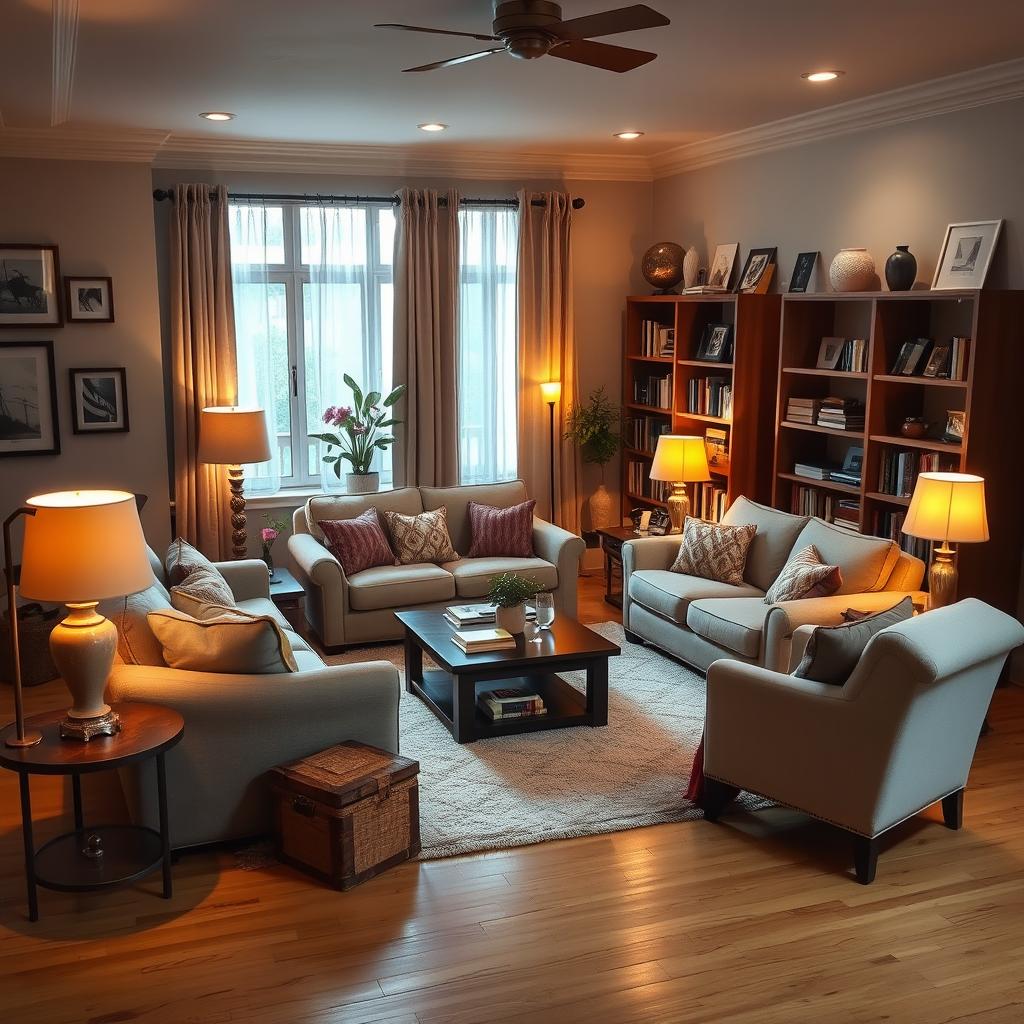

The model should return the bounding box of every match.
[327,622,767,859]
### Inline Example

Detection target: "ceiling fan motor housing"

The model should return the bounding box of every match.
[492,0,563,60]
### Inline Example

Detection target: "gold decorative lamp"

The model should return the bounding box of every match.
[198,406,272,559]
[539,382,561,525]
[902,472,988,609]
[18,490,154,740]
[649,435,711,532]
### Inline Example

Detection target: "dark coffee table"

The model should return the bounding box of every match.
[395,610,620,744]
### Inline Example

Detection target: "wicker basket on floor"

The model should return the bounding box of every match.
[0,603,59,687]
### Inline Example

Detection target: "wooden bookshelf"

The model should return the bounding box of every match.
[771,289,1024,613]
[623,293,781,521]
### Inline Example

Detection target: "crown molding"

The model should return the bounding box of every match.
[0,126,170,162]
[651,57,1024,178]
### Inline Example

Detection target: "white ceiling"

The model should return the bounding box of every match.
[2,0,1024,158]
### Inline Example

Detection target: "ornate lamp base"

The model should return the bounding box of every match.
[227,464,248,559]
[666,483,691,534]
[927,544,958,609]
[60,709,122,741]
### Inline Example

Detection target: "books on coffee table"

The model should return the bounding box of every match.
[451,627,516,654]
[444,603,536,628]
[477,687,547,720]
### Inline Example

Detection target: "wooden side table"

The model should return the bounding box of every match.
[269,567,305,611]
[596,526,642,608]
[0,702,183,921]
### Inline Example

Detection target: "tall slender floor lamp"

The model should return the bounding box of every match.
[540,381,562,525]
[4,508,42,748]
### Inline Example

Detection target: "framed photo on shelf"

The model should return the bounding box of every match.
[647,508,672,536]
[0,340,61,457]
[932,220,1003,290]
[943,410,966,444]
[922,341,952,378]
[788,251,819,293]
[696,322,734,362]
[706,243,738,290]
[65,276,115,323]
[816,336,845,370]
[0,244,62,328]
[891,338,933,376]
[69,367,129,433]
[736,246,777,293]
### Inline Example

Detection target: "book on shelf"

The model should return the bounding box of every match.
[816,396,864,431]
[877,448,958,499]
[786,397,821,424]
[704,426,729,470]
[687,376,732,418]
[872,509,933,562]
[633,371,673,410]
[451,627,516,654]
[835,338,868,373]
[628,414,672,454]
[829,445,863,487]
[682,285,727,295]
[627,459,672,502]
[639,320,676,358]
[791,486,860,525]
[793,462,836,481]
[694,481,728,523]
[477,687,547,721]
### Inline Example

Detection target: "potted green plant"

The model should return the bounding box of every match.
[487,572,544,635]
[310,375,406,494]
[563,386,622,530]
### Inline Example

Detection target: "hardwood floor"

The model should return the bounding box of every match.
[3,574,1024,1023]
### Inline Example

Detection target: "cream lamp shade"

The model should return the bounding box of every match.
[649,435,711,483]
[19,490,154,603]
[198,406,272,465]
[540,381,562,404]
[902,472,989,543]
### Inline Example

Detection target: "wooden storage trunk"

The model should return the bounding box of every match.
[271,741,420,890]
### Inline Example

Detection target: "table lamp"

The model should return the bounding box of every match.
[17,490,155,741]
[539,381,561,525]
[649,435,711,532]
[198,406,272,559]
[902,472,988,608]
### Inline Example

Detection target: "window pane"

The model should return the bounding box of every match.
[378,207,395,266]
[228,205,285,264]
[301,206,367,266]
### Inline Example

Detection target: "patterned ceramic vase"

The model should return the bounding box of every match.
[346,472,379,494]
[682,246,700,289]
[829,248,876,292]
[589,483,613,531]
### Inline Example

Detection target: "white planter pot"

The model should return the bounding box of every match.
[589,483,613,531]
[346,472,379,495]
[829,248,876,292]
[495,604,526,635]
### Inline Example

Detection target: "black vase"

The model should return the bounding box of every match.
[885,245,917,291]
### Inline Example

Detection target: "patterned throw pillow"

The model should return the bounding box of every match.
[319,509,397,577]
[467,499,536,558]
[383,507,459,565]
[670,516,757,586]
[764,545,843,604]
[170,566,236,617]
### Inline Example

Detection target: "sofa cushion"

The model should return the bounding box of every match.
[467,499,536,558]
[765,545,843,604]
[111,581,173,666]
[629,569,763,626]
[721,496,809,592]
[304,487,423,544]
[347,563,456,612]
[383,507,459,564]
[790,518,900,594]
[686,597,771,659]
[320,509,397,576]
[165,537,219,586]
[419,480,529,555]
[442,556,558,599]
[670,516,757,586]
[170,566,236,617]
[236,596,294,631]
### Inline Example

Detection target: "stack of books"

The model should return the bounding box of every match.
[832,500,861,533]
[786,397,821,424]
[687,377,732,418]
[451,627,516,655]
[639,321,675,358]
[817,397,865,431]
[478,687,547,721]
[793,461,834,481]
[444,604,536,628]
[829,445,863,487]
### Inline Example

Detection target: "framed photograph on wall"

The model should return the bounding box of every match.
[65,277,115,323]
[736,247,777,294]
[69,367,129,433]
[0,245,63,328]
[706,243,738,290]
[932,220,1003,290]
[788,251,819,293]
[0,340,61,456]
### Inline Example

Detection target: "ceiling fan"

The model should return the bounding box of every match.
[375,2,670,74]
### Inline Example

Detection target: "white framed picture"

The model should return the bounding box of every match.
[931,220,1003,290]
[706,243,738,289]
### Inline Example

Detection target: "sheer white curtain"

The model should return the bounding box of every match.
[458,205,518,484]
[228,202,283,495]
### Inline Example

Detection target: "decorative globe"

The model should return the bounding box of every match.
[642,242,686,294]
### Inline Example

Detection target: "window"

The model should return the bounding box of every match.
[229,202,395,490]
[457,206,518,485]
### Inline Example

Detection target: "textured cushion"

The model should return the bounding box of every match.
[170,566,236,617]
[147,607,298,674]
[765,545,843,604]
[670,516,756,586]
[383,507,459,565]
[112,582,173,666]
[319,509,397,577]
[686,597,770,659]
[347,563,456,612]
[466,499,536,558]
[721,496,809,591]
[304,487,423,544]
[420,480,529,554]
[443,556,558,599]
[165,537,217,586]
[794,597,915,685]
[791,518,900,594]
[628,570,763,625]
[235,596,293,630]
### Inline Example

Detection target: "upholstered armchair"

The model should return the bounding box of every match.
[700,599,1024,883]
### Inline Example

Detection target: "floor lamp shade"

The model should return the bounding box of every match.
[540,381,562,404]
[198,407,272,466]
[649,435,711,532]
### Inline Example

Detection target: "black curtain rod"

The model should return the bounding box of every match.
[152,188,584,210]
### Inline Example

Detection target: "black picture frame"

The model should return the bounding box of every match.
[696,322,734,363]
[647,508,672,536]
[0,339,61,457]
[736,246,777,293]
[69,367,130,434]
[789,251,819,293]
[0,244,63,328]
[65,276,115,323]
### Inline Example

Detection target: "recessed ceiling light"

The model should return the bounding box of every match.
[418,122,448,132]
[199,111,235,121]
[614,130,644,140]
[801,70,843,82]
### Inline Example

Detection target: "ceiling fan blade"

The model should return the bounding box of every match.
[550,5,670,40]
[375,23,497,42]
[402,48,505,73]
[549,38,656,72]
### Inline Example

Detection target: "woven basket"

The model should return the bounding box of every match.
[0,604,59,687]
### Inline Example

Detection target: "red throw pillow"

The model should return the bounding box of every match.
[467,499,536,558]
[319,509,397,576]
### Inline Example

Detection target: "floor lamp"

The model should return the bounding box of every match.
[540,381,561,525]
[4,508,42,748]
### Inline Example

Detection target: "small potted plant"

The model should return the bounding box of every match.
[487,572,544,635]
[311,374,406,494]
[563,386,621,531]
[261,515,288,581]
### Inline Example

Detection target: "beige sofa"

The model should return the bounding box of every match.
[288,479,586,650]
[622,496,926,673]
[105,547,401,849]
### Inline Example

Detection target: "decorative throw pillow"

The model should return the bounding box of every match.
[466,499,536,558]
[170,565,236,617]
[147,607,298,674]
[165,537,218,586]
[383,507,459,565]
[670,516,757,586]
[115,581,173,666]
[319,509,397,577]
[764,545,843,604]
[794,597,914,685]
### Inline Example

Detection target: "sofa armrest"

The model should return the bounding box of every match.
[288,532,346,588]
[788,624,817,672]
[532,518,585,616]
[213,558,272,601]
[621,535,680,574]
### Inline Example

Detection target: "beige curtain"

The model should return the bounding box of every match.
[517,190,581,534]
[169,183,237,558]
[392,187,460,487]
